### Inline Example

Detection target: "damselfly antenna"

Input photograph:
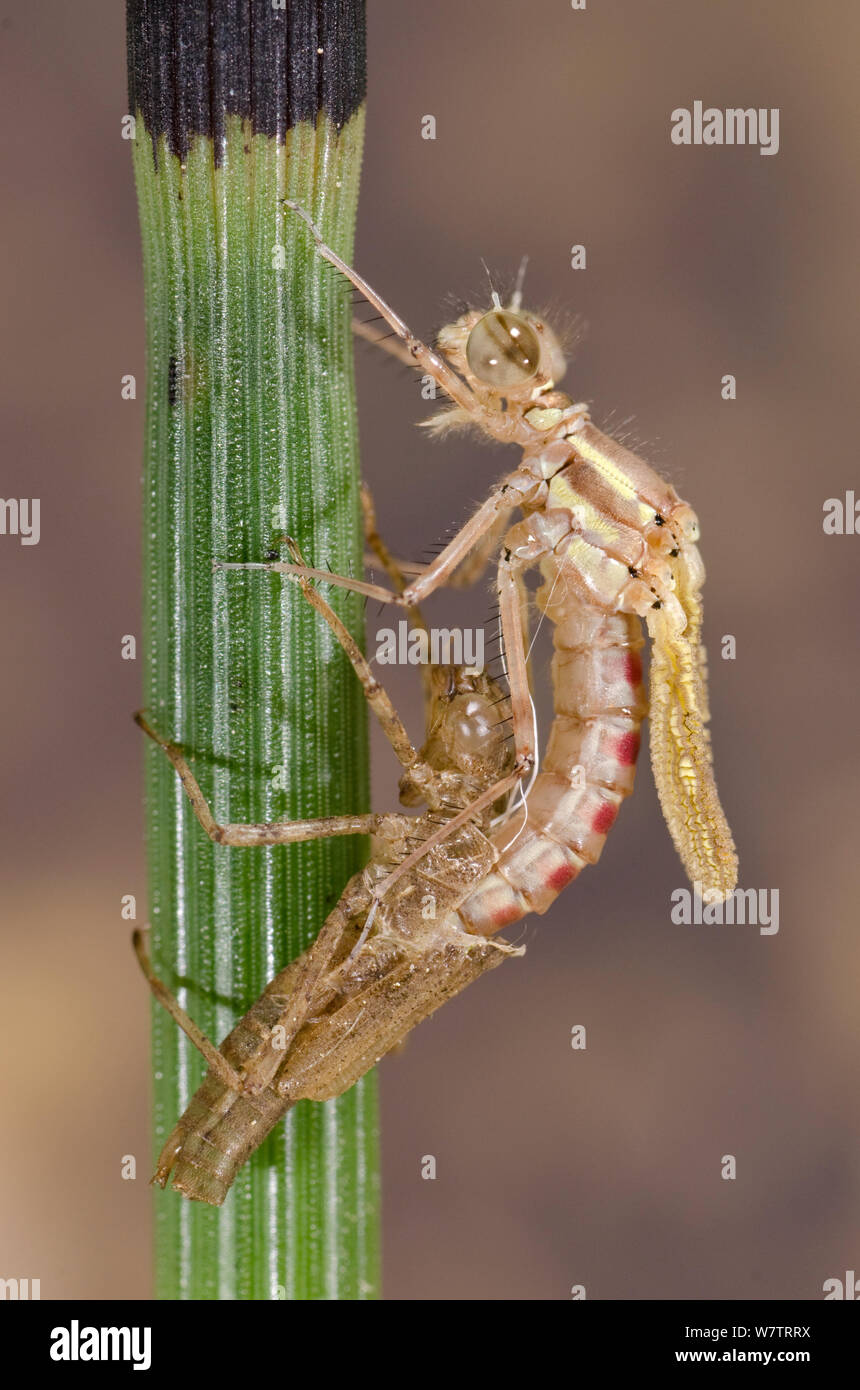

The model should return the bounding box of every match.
[480,256,502,310]
[509,254,529,312]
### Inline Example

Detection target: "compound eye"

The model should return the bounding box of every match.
[466,311,540,389]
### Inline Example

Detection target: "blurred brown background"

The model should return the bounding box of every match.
[1,0,858,1300]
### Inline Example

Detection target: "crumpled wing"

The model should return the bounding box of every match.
[646,545,738,901]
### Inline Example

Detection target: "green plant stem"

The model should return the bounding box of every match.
[128,2,378,1300]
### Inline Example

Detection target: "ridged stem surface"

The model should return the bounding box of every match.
[128,0,378,1300]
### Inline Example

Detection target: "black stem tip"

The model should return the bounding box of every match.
[127,0,366,165]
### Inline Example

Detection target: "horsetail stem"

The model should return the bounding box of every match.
[127,0,378,1301]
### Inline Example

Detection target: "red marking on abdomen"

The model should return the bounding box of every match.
[623,651,643,686]
[547,860,580,891]
[592,802,618,835]
[616,731,640,765]
[493,901,524,929]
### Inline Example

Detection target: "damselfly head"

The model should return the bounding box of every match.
[437,304,567,401]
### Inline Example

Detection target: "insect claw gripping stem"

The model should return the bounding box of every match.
[133,929,244,1092]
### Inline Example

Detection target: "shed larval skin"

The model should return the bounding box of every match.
[141,665,521,1205]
